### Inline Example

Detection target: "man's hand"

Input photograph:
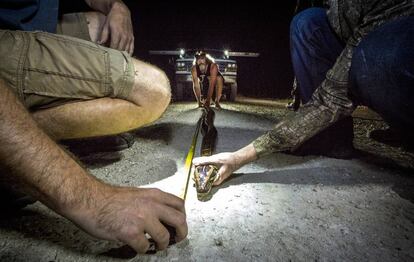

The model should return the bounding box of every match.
[193,144,258,185]
[0,80,185,254]
[66,186,187,254]
[98,1,134,54]
[193,152,239,185]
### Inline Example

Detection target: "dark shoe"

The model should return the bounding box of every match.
[292,117,355,159]
[370,128,414,150]
[118,132,135,148]
[61,132,135,156]
[0,185,36,211]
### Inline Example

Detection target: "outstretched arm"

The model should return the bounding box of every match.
[194,44,357,185]
[191,66,202,105]
[0,80,187,253]
[205,64,219,107]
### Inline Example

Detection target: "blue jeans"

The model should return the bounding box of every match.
[291,8,414,135]
[290,8,344,103]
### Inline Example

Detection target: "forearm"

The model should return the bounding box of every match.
[191,69,202,100]
[234,143,258,168]
[253,101,339,157]
[85,0,127,15]
[253,45,356,157]
[193,80,201,92]
[0,81,107,215]
[206,78,216,102]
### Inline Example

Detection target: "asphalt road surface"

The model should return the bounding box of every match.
[1,102,413,262]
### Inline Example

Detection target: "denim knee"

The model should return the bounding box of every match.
[350,17,414,106]
[349,16,414,131]
[290,8,328,44]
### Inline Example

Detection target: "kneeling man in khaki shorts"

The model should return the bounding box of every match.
[0,0,187,254]
[1,6,170,140]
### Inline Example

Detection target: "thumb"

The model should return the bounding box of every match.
[213,166,227,186]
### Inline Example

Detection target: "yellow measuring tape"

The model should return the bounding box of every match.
[179,110,206,200]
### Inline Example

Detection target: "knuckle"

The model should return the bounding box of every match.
[134,198,152,211]
[149,188,162,196]
[123,227,140,241]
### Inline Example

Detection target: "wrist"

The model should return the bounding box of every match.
[57,177,112,220]
[234,144,257,167]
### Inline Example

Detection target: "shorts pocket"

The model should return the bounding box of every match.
[23,32,110,99]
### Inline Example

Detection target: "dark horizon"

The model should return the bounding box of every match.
[133,2,297,99]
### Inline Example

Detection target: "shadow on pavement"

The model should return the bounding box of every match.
[209,156,414,203]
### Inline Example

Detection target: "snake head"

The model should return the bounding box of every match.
[194,164,218,201]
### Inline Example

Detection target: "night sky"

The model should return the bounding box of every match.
[62,1,299,98]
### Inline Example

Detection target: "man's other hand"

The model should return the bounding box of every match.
[67,186,187,254]
[99,1,134,55]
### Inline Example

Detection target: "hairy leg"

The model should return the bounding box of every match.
[32,12,170,140]
[32,59,171,140]
[0,80,187,253]
[31,12,170,140]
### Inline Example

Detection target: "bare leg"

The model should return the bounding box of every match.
[32,59,171,140]
[31,12,171,140]
[215,76,223,108]
[0,80,188,253]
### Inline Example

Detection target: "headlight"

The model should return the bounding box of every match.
[225,63,237,72]
[176,62,187,70]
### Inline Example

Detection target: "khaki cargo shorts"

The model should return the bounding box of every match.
[0,13,135,110]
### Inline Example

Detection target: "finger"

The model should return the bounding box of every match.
[213,167,225,186]
[110,31,121,50]
[128,37,135,55]
[193,156,215,166]
[126,41,131,55]
[148,188,186,214]
[157,205,188,242]
[145,219,171,250]
[118,36,128,52]
[122,232,150,254]
[99,23,110,45]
